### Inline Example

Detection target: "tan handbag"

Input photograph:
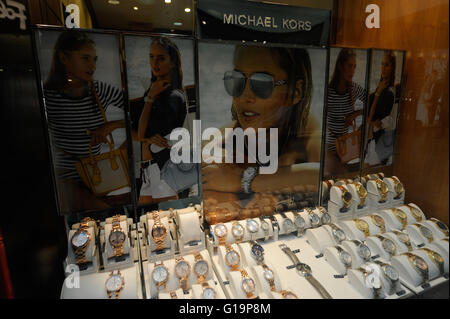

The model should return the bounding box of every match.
[335,111,362,163]
[75,85,130,196]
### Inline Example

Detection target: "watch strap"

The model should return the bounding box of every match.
[304,273,333,299]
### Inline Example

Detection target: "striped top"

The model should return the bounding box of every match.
[44,81,124,180]
[326,82,366,151]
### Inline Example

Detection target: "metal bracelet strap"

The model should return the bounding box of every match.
[304,273,333,299]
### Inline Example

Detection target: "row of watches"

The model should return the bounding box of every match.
[151,252,216,299]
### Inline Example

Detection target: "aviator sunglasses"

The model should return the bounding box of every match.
[223,70,288,99]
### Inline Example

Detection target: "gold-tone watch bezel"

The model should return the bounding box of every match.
[354,219,370,237]
[375,179,388,202]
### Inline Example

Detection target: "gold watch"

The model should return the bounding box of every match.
[337,185,352,209]
[70,218,92,268]
[391,176,404,199]
[375,178,388,202]
[174,256,191,292]
[214,223,228,246]
[201,282,217,299]
[370,215,386,233]
[151,211,167,251]
[353,182,367,207]
[225,244,241,271]
[412,223,433,243]
[402,252,429,284]
[392,208,408,230]
[239,269,258,299]
[353,218,370,237]
[105,270,125,299]
[152,261,169,292]
[392,230,413,251]
[419,248,444,276]
[429,218,449,237]
[406,204,423,222]
[109,215,126,259]
[231,221,244,243]
[193,252,209,284]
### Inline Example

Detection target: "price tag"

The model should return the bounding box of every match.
[334,274,345,279]
[315,253,324,259]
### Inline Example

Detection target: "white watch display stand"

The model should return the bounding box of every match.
[328,185,355,222]
[377,208,413,231]
[61,262,141,299]
[421,220,448,241]
[342,240,370,269]
[366,180,392,210]
[323,245,350,275]
[383,232,417,255]
[383,177,405,206]
[143,213,175,263]
[274,213,295,236]
[306,227,335,254]
[250,262,282,298]
[102,216,134,271]
[217,243,244,274]
[347,183,371,218]
[66,223,97,275]
[431,239,449,259]
[366,236,393,260]
[177,210,205,256]
[405,223,431,247]
[210,222,234,247]
[228,267,260,299]
[339,219,376,241]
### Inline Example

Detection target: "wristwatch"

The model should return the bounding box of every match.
[329,223,347,244]
[335,246,352,272]
[392,230,413,251]
[259,217,270,241]
[337,185,352,209]
[419,248,444,275]
[370,214,386,233]
[105,270,125,299]
[391,176,404,199]
[391,208,408,230]
[250,241,265,264]
[174,256,191,292]
[241,166,259,194]
[375,234,397,256]
[351,240,372,261]
[201,282,216,299]
[279,290,298,299]
[353,218,370,238]
[372,260,399,295]
[214,223,228,246]
[225,244,241,271]
[246,219,259,241]
[109,215,126,260]
[280,212,295,233]
[317,206,331,225]
[293,212,306,237]
[144,95,154,103]
[71,218,92,269]
[152,261,169,292]
[306,208,321,228]
[375,179,388,203]
[151,211,167,251]
[411,223,434,243]
[279,244,332,299]
[353,182,368,208]
[261,263,276,291]
[193,252,209,283]
[231,221,245,243]
[402,252,429,284]
[406,204,423,222]
[239,269,258,299]
[429,218,449,237]
[356,266,381,299]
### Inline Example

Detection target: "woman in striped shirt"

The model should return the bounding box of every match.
[44,31,128,213]
[324,48,366,177]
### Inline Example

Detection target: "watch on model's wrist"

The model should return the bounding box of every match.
[241,166,259,194]
[144,96,154,103]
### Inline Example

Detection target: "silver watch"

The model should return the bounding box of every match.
[351,240,372,261]
[241,166,259,193]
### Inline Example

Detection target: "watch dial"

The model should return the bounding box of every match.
[397,232,410,242]
[72,231,89,248]
[340,251,352,265]
[294,216,305,229]
[343,191,352,203]
[321,213,331,225]
[194,260,209,277]
[373,215,384,226]
[225,250,240,266]
[247,219,259,233]
[152,266,168,283]
[241,278,255,293]
[357,219,369,230]
[175,260,191,277]
[283,219,294,232]
[214,224,227,237]
[436,220,449,232]
[420,226,433,238]
[232,223,244,237]
[384,265,399,281]
[359,244,371,260]
[109,231,126,246]
[152,225,166,238]
[334,229,346,242]
[106,274,123,291]
[261,221,269,231]
[263,268,274,281]
[310,214,320,226]
[395,183,404,195]
[202,287,216,299]
[251,243,264,259]
[382,239,396,254]
[413,257,428,271]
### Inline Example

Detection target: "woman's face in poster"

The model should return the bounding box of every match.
[381,54,393,80]
[149,43,173,78]
[60,43,97,83]
[339,55,356,83]
[232,46,292,131]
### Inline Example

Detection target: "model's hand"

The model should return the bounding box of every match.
[144,134,169,148]
[376,78,389,95]
[148,80,170,100]
[202,164,244,193]
[89,122,116,145]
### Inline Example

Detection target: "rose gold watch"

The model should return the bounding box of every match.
[151,211,167,251]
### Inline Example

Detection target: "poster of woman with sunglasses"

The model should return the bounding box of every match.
[34,30,131,214]
[124,35,198,207]
[199,43,327,224]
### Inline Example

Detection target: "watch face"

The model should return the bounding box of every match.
[321,213,331,225]
[340,251,352,266]
[241,278,255,293]
[409,206,422,219]
[355,219,369,231]
[261,220,270,231]
[175,260,191,278]
[309,213,320,226]
[263,268,274,281]
[433,252,444,263]
[247,219,259,233]
[294,216,306,229]
[372,215,385,227]
[358,244,371,260]
[396,232,410,243]
[283,218,294,232]
[214,224,227,238]
[202,287,216,299]
[71,230,89,248]
[194,260,209,277]
[382,239,396,254]
[333,229,346,242]
[225,250,240,267]
[419,225,433,239]
[342,191,352,203]
[251,243,264,259]
[413,256,428,271]
[105,274,123,292]
[384,265,399,281]
[232,223,244,238]
[395,182,404,195]
[152,225,166,238]
[109,230,126,246]
[152,265,168,284]
[395,209,407,220]
[436,220,449,232]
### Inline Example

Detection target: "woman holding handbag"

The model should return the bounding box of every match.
[44,31,129,214]
[324,48,366,177]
